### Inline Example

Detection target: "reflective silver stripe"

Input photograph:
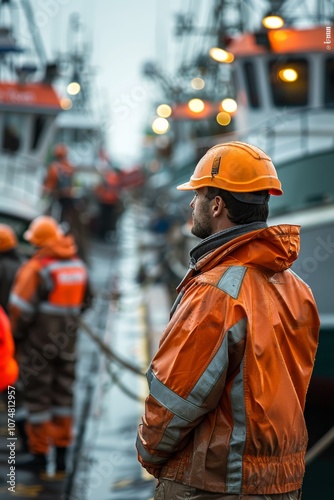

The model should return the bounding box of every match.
[60,352,76,361]
[217,266,247,299]
[28,411,51,424]
[41,259,85,272]
[148,371,208,423]
[51,406,72,417]
[9,293,35,313]
[149,317,247,453]
[188,317,246,406]
[136,435,167,465]
[39,303,81,315]
[226,359,246,493]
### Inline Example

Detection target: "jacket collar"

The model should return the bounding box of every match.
[189,222,268,267]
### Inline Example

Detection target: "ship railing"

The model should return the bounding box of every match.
[193,106,334,163]
[0,152,45,206]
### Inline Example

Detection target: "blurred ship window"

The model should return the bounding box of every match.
[57,127,97,145]
[1,113,22,153]
[268,58,308,107]
[31,115,47,150]
[269,150,334,216]
[243,61,261,108]
[324,57,334,106]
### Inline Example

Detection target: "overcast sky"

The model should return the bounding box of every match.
[31,0,194,166]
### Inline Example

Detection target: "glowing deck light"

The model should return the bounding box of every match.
[278,68,298,82]
[209,47,234,63]
[67,82,81,95]
[156,104,172,118]
[188,98,205,113]
[221,98,237,113]
[216,111,231,126]
[152,117,170,134]
[60,97,73,110]
[191,77,205,90]
[262,14,284,29]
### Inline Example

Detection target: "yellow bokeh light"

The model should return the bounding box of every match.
[156,104,172,118]
[216,111,231,126]
[272,30,288,42]
[60,98,73,110]
[221,98,237,113]
[278,68,298,82]
[191,77,205,90]
[188,98,205,113]
[209,48,234,63]
[67,82,81,95]
[262,15,284,29]
[152,117,170,134]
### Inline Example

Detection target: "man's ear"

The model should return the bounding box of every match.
[212,196,224,217]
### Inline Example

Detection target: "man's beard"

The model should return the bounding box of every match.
[191,202,213,239]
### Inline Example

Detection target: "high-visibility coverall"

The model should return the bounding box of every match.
[9,233,91,454]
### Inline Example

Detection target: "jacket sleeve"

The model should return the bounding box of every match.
[136,282,246,473]
[9,262,40,340]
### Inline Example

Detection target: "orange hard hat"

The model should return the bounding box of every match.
[53,143,68,159]
[177,141,283,197]
[24,216,63,247]
[0,224,17,252]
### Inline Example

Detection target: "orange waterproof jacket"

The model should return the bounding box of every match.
[0,305,18,391]
[9,234,89,337]
[43,160,75,198]
[137,224,320,495]
[94,171,121,204]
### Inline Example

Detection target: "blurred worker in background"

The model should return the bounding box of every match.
[94,168,122,241]
[137,142,320,499]
[0,224,24,313]
[0,223,28,451]
[43,143,75,223]
[9,215,92,478]
[43,144,89,262]
[0,305,18,392]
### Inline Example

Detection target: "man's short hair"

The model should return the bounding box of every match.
[205,187,269,224]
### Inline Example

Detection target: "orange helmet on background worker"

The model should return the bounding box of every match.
[177,141,283,201]
[0,224,17,252]
[53,143,68,159]
[23,216,63,247]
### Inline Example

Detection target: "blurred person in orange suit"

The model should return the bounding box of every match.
[43,143,76,223]
[0,305,19,392]
[0,223,24,313]
[0,223,28,451]
[94,168,122,241]
[9,216,92,477]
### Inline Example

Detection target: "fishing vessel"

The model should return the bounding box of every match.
[0,0,61,252]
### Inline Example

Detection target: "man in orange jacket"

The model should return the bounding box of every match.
[136,142,320,499]
[43,143,76,223]
[9,216,92,477]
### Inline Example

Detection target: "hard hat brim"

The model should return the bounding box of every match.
[177,182,194,191]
